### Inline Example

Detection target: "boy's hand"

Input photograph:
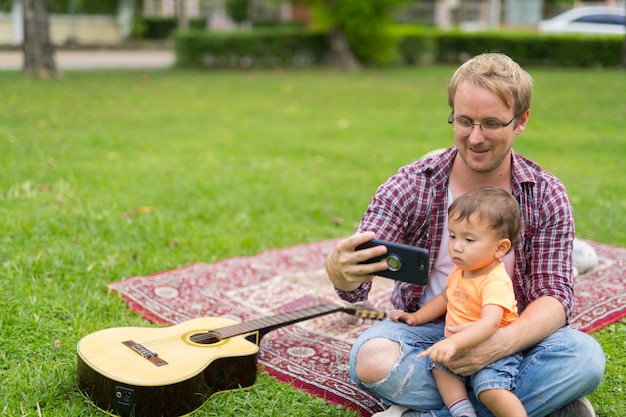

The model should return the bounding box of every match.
[390,311,420,326]
[417,339,458,365]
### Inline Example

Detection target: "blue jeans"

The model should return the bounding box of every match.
[349,320,605,417]
[431,352,523,398]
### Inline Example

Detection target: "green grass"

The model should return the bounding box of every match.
[0,66,624,416]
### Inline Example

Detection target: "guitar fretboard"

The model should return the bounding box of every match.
[192,302,343,344]
[218,302,342,338]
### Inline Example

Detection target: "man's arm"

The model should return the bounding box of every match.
[445,296,566,376]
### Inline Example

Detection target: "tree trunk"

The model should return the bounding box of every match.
[328,28,360,70]
[178,0,189,30]
[22,0,56,77]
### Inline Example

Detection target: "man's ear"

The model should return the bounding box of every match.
[495,238,512,259]
[515,109,530,134]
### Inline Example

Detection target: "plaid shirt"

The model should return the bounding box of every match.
[336,147,575,320]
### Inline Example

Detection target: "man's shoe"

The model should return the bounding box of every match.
[549,397,597,417]
[372,405,409,417]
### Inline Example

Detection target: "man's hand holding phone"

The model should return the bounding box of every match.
[355,237,429,286]
[325,232,387,291]
[326,232,429,291]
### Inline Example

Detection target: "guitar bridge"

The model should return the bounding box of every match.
[122,340,168,367]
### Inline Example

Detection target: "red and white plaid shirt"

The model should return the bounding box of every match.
[336,146,575,320]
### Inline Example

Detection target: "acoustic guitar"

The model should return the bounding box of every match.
[77,301,386,417]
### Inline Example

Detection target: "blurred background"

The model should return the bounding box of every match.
[1,0,624,47]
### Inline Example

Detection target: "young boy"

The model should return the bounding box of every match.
[391,185,526,417]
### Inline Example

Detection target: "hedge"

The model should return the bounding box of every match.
[174,29,328,68]
[143,17,208,40]
[432,31,623,67]
[173,27,625,69]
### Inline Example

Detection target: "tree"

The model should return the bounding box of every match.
[301,0,411,70]
[177,0,189,30]
[22,0,56,77]
[225,0,250,26]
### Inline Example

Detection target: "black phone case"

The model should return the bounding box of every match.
[356,239,429,285]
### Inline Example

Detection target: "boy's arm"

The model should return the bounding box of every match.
[391,291,448,326]
[444,304,503,350]
[418,304,504,364]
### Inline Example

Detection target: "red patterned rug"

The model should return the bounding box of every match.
[109,239,626,416]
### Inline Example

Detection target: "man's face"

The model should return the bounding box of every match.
[451,81,528,174]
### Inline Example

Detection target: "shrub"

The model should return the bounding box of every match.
[392,25,439,65]
[143,17,207,40]
[173,26,624,69]
[174,29,327,69]
[435,31,623,67]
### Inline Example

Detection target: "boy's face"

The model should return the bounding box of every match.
[447,213,509,278]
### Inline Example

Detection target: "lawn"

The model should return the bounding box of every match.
[0,66,624,416]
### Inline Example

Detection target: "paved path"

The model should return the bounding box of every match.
[0,49,175,70]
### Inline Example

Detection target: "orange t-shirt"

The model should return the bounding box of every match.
[444,262,518,337]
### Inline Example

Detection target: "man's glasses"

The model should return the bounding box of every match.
[448,112,518,136]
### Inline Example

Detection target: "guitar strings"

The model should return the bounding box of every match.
[129,303,381,349]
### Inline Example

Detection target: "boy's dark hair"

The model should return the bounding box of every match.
[448,185,521,248]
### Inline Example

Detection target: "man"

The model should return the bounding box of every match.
[325,53,605,417]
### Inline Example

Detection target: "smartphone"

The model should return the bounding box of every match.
[356,239,429,285]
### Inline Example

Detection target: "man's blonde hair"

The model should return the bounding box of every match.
[447,53,533,117]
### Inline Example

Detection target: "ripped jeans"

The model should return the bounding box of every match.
[349,320,605,417]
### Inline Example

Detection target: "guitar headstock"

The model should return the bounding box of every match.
[341,304,387,321]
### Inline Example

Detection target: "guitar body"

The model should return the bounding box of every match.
[77,317,260,417]
[77,301,386,417]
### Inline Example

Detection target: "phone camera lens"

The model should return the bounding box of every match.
[386,255,402,272]
[418,254,427,269]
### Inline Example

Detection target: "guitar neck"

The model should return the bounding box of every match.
[214,302,343,341]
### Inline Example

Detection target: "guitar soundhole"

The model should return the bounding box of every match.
[190,331,222,345]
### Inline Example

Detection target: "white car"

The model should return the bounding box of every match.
[537,6,625,35]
